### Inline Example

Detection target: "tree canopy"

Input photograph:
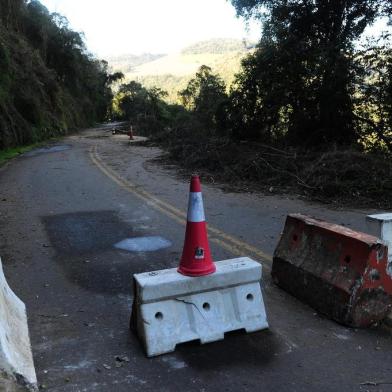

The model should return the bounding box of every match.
[179,65,228,130]
[228,0,390,147]
[0,0,122,148]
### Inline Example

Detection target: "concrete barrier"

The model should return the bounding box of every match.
[131,257,269,357]
[272,214,392,327]
[367,213,392,265]
[0,258,37,391]
[366,213,392,325]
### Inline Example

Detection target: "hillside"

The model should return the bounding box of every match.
[107,38,253,102]
[181,38,252,54]
[107,53,165,73]
[0,0,113,149]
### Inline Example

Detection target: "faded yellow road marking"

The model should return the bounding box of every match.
[89,145,273,266]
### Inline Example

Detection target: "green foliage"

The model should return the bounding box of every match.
[132,74,190,104]
[0,0,120,149]
[0,145,36,165]
[228,0,388,147]
[179,65,228,130]
[113,81,170,134]
[354,35,392,151]
[0,138,58,165]
[0,41,11,103]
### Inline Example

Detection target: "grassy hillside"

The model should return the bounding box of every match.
[107,39,253,102]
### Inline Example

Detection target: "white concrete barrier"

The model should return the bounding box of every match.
[367,213,392,268]
[132,257,269,357]
[0,258,37,391]
[366,213,392,258]
[366,214,392,326]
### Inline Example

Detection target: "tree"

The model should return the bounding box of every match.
[114,81,170,133]
[116,81,148,120]
[354,35,392,151]
[229,0,388,146]
[179,65,227,130]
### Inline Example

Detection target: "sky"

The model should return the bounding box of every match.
[39,0,262,57]
[40,0,390,58]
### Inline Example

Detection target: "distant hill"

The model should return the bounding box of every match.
[181,38,253,55]
[106,38,254,102]
[108,53,166,73]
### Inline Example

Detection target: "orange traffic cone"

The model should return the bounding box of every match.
[178,175,216,277]
[128,126,134,140]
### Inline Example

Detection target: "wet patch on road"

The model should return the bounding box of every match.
[24,144,71,157]
[42,211,175,294]
[43,211,132,255]
[114,236,172,252]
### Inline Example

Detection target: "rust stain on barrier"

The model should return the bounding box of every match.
[292,213,385,246]
[272,213,392,327]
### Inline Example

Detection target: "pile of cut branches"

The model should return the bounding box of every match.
[150,128,392,208]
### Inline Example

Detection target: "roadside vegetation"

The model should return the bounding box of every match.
[0,0,122,150]
[0,143,42,165]
[113,0,392,208]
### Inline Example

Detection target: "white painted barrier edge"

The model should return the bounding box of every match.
[0,258,37,391]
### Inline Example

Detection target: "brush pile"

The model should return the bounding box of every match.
[151,128,392,208]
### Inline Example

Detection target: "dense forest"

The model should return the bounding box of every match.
[113,0,392,206]
[0,0,121,149]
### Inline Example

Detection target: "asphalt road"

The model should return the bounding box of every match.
[0,125,391,392]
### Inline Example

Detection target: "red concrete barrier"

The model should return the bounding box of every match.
[272,213,392,327]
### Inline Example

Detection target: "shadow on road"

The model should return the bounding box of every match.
[42,210,175,295]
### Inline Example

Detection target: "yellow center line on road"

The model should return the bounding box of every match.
[89,144,273,267]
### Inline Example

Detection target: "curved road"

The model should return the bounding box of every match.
[0,125,391,391]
